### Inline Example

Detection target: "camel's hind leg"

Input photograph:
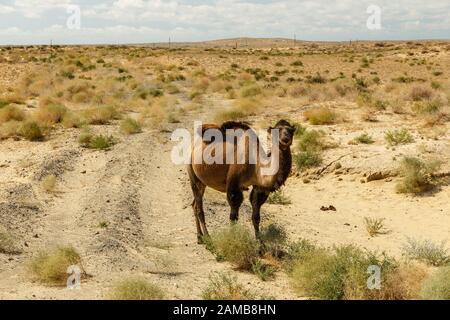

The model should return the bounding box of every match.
[187,165,208,244]
[250,187,269,238]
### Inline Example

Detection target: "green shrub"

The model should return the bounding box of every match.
[19,121,44,141]
[259,223,288,258]
[28,246,84,285]
[354,133,375,144]
[202,272,257,300]
[293,150,322,171]
[420,267,450,300]
[401,238,449,266]
[385,129,414,146]
[396,157,440,194]
[212,224,259,270]
[290,244,400,300]
[251,260,276,281]
[79,133,116,150]
[267,189,291,205]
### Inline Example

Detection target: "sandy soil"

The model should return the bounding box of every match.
[0,42,449,300]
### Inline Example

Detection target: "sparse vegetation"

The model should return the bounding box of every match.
[385,129,414,146]
[267,189,291,205]
[402,238,449,266]
[120,118,142,135]
[211,224,259,270]
[420,267,450,300]
[79,132,116,150]
[364,217,387,237]
[28,246,84,285]
[304,107,337,125]
[396,157,440,194]
[109,277,165,300]
[202,272,257,300]
[354,133,375,144]
[290,243,424,300]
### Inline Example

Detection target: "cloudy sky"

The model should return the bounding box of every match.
[0,0,449,45]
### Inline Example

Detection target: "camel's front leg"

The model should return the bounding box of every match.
[226,177,244,223]
[250,187,269,238]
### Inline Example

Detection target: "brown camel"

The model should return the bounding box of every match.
[187,120,295,243]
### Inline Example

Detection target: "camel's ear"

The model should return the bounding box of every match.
[267,126,274,134]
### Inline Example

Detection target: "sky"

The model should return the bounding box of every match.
[0,0,449,45]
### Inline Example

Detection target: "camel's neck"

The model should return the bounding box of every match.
[257,145,292,191]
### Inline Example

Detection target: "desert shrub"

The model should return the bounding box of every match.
[267,189,291,205]
[304,107,337,125]
[35,104,67,124]
[259,223,288,258]
[120,118,142,135]
[290,244,407,300]
[61,112,83,128]
[291,60,303,67]
[84,106,120,125]
[0,120,20,139]
[0,105,25,124]
[353,133,374,144]
[251,260,276,281]
[306,73,326,84]
[41,174,57,192]
[202,272,257,300]
[297,129,325,151]
[420,267,450,300]
[79,134,116,150]
[240,84,262,97]
[385,129,414,146]
[19,121,44,141]
[396,157,440,194]
[293,149,322,171]
[401,238,449,266]
[364,217,387,237]
[212,224,259,270]
[109,277,165,300]
[0,229,20,254]
[28,246,84,285]
[214,98,260,122]
[409,86,433,101]
[412,100,441,114]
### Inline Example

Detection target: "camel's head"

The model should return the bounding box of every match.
[271,120,296,149]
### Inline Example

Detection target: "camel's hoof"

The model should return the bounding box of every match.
[197,236,204,245]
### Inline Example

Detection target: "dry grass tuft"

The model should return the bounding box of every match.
[420,267,450,300]
[211,224,259,270]
[109,277,165,300]
[364,217,388,237]
[28,246,84,285]
[120,117,142,135]
[304,107,337,125]
[202,272,258,300]
[396,156,441,194]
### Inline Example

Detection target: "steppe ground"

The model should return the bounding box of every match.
[0,38,449,299]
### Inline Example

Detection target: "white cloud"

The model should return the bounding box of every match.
[1,0,449,44]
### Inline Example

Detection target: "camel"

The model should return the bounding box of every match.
[187,120,295,243]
